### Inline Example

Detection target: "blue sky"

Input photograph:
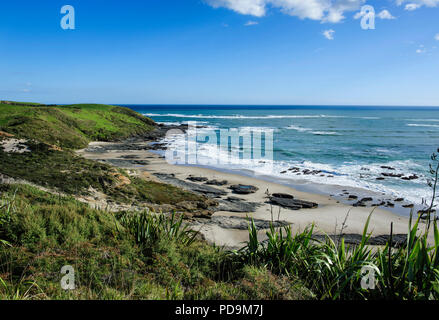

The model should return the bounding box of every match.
[0,0,438,106]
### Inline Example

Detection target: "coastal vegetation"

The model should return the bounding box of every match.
[0,183,311,300]
[1,181,437,300]
[242,214,439,299]
[0,101,155,149]
[1,101,438,300]
[0,101,207,208]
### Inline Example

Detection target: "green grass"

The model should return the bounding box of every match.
[0,102,155,149]
[240,214,439,300]
[2,182,438,300]
[0,183,312,300]
[0,100,209,214]
[0,138,204,206]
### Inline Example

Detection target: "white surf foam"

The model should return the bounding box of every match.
[144,113,348,120]
[407,124,439,128]
[159,130,430,206]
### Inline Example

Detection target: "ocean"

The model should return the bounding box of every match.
[121,105,439,215]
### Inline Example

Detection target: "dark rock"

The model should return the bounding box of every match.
[376,177,385,180]
[147,143,168,151]
[226,196,243,201]
[271,193,294,199]
[402,204,414,208]
[348,195,358,200]
[353,201,366,207]
[217,197,261,213]
[381,166,396,170]
[401,174,419,181]
[187,176,209,182]
[394,198,404,202]
[154,173,227,197]
[386,202,395,208]
[205,179,228,186]
[360,197,373,202]
[270,196,318,210]
[203,216,289,231]
[230,184,259,195]
[313,234,407,248]
[120,155,140,159]
[131,160,150,165]
[381,173,403,178]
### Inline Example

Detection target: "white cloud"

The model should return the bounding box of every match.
[206,0,266,17]
[404,3,421,10]
[353,10,365,19]
[244,20,259,26]
[323,29,335,40]
[416,44,426,53]
[206,0,366,23]
[435,33,439,41]
[323,0,367,23]
[354,8,396,20]
[377,9,396,19]
[396,0,439,9]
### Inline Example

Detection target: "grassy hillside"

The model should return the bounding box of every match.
[0,102,155,149]
[0,184,311,300]
[0,101,208,211]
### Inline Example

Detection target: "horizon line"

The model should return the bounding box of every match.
[3,100,439,108]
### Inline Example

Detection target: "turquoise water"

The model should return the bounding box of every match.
[123,105,439,208]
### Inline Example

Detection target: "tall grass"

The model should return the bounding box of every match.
[118,210,198,247]
[0,190,14,246]
[0,189,40,299]
[242,212,439,300]
[0,277,43,300]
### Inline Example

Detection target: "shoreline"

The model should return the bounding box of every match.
[162,162,420,218]
[77,139,433,249]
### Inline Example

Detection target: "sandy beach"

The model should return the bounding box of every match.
[77,139,432,249]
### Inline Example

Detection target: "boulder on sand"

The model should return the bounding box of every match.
[217,197,261,213]
[205,179,228,186]
[229,184,259,195]
[271,193,294,199]
[187,176,209,182]
[269,194,318,210]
